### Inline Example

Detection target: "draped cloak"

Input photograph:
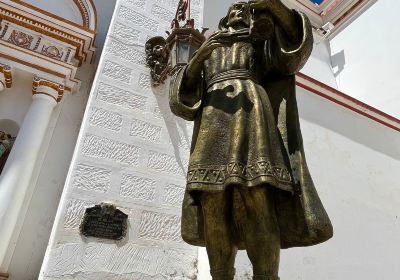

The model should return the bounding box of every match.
[169,11,333,249]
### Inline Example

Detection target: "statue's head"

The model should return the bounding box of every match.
[219,2,251,30]
[145,36,168,69]
[145,36,166,58]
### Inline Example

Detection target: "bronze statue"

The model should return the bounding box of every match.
[169,1,333,279]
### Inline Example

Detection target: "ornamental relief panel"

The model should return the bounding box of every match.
[41,45,64,61]
[0,21,77,64]
[8,30,33,49]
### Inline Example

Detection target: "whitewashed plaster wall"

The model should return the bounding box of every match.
[40,0,204,279]
[280,87,400,280]
[302,40,338,89]
[330,0,400,119]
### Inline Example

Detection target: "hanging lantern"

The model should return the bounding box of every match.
[166,25,205,74]
[145,0,206,85]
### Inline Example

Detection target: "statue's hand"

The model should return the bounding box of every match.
[249,0,279,12]
[249,0,290,17]
[185,31,230,86]
[249,0,300,42]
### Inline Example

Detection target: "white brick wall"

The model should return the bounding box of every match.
[40,0,204,278]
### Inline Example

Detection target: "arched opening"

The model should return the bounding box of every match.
[12,0,97,30]
[0,119,19,173]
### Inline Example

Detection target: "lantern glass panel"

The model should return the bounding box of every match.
[178,41,190,65]
[170,42,177,69]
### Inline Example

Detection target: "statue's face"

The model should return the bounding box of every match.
[227,2,250,28]
[152,44,164,57]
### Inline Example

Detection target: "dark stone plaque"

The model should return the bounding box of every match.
[80,204,128,240]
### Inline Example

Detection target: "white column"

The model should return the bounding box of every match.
[0,78,61,272]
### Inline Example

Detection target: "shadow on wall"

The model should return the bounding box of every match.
[297,87,400,160]
[331,50,346,77]
[151,80,190,177]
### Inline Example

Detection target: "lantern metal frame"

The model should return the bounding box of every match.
[145,0,206,86]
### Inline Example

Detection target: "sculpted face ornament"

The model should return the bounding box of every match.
[145,36,169,86]
[148,0,333,279]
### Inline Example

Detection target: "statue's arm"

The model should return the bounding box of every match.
[169,31,230,121]
[269,10,313,75]
[250,0,313,74]
[169,65,203,121]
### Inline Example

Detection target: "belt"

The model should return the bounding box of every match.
[206,69,258,89]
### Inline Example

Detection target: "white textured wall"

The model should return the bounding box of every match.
[40,0,204,279]
[330,0,400,118]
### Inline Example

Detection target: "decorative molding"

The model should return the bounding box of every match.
[0,64,12,88]
[0,8,88,65]
[296,72,400,133]
[7,29,33,49]
[32,76,65,103]
[10,0,97,31]
[0,272,8,280]
[73,0,97,30]
[284,0,377,39]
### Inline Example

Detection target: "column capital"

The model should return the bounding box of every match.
[32,76,65,103]
[0,64,12,91]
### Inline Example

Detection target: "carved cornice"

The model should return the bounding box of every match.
[0,64,12,88]
[0,0,96,93]
[32,76,64,103]
[0,7,93,66]
[10,0,97,31]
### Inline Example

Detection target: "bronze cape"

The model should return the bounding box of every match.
[169,11,333,249]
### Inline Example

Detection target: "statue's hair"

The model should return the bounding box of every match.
[218,1,249,30]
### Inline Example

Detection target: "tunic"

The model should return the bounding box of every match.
[186,38,294,193]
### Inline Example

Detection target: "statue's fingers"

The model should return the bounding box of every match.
[207,43,224,51]
[208,31,225,39]
[207,31,229,42]
[213,32,232,40]
[200,43,223,57]
[203,39,224,50]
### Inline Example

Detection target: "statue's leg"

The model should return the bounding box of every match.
[200,191,237,280]
[238,186,280,279]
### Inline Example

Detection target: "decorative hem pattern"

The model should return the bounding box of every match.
[187,157,293,187]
